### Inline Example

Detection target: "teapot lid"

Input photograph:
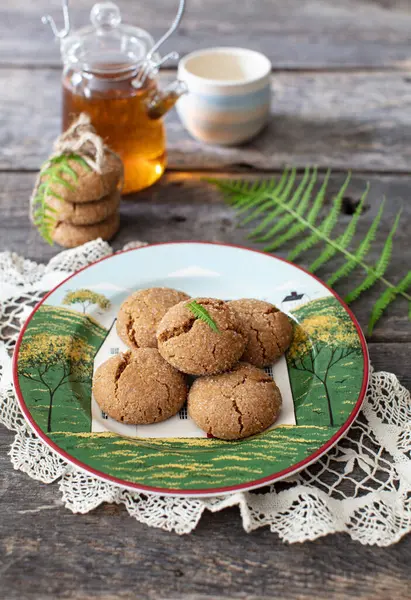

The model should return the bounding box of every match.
[60,2,159,73]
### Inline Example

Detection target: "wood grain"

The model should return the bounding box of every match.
[2,170,410,343]
[1,339,411,600]
[2,2,411,593]
[3,0,411,69]
[2,68,411,172]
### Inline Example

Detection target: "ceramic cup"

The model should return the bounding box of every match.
[176,47,272,145]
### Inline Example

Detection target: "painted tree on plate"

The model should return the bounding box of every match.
[19,334,94,432]
[287,299,362,427]
[62,289,110,314]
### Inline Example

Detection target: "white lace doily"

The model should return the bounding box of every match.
[1,240,410,545]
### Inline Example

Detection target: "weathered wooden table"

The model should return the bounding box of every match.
[2,1,411,598]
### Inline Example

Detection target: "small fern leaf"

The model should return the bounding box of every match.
[368,289,396,334]
[256,167,311,243]
[59,163,78,180]
[263,168,318,251]
[41,168,58,178]
[69,155,92,170]
[187,300,220,333]
[49,174,76,191]
[345,210,401,304]
[327,199,385,286]
[287,228,320,262]
[376,210,401,274]
[319,172,351,238]
[344,263,384,305]
[309,183,368,273]
[368,270,411,334]
[249,168,297,239]
[48,190,63,200]
[306,169,330,225]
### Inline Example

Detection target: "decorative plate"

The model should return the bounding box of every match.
[13,242,369,497]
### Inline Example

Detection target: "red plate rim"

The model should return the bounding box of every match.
[12,241,370,497]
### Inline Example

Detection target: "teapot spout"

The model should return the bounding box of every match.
[146,80,187,120]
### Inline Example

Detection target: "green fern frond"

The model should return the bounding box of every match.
[210,167,411,333]
[32,153,91,245]
[368,270,411,334]
[187,300,220,333]
[345,210,401,304]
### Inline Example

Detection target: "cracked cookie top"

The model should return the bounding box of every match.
[92,348,187,425]
[116,287,190,349]
[156,298,247,376]
[188,363,282,440]
[228,299,293,368]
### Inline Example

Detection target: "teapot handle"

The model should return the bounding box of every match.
[42,0,71,39]
[147,0,185,61]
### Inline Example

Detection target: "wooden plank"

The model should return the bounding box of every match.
[1,171,411,343]
[2,68,411,172]
[4,0,411,69]
[0,338,410,600]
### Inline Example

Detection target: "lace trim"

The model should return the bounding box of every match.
[1,240,410,544]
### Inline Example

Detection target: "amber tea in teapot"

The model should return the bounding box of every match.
[63,68,167,193]
[45,1,187,193]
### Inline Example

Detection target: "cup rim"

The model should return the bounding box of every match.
[178,47,272,87]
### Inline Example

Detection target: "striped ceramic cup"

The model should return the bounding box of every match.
[176,47,272,145]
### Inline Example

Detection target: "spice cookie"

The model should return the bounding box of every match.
[47,189,121,226]
[157,297,247,376]
[52,212,120,248]
[229,299,293,367]
[117,288,190,349]
[92,348,187,425]
[188,362,282,440]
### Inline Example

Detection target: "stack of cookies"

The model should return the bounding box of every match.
[49,151,123,248]
[31,113,124,248]
[93,289,294,441]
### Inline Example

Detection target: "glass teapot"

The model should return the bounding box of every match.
[43,0,187,193]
